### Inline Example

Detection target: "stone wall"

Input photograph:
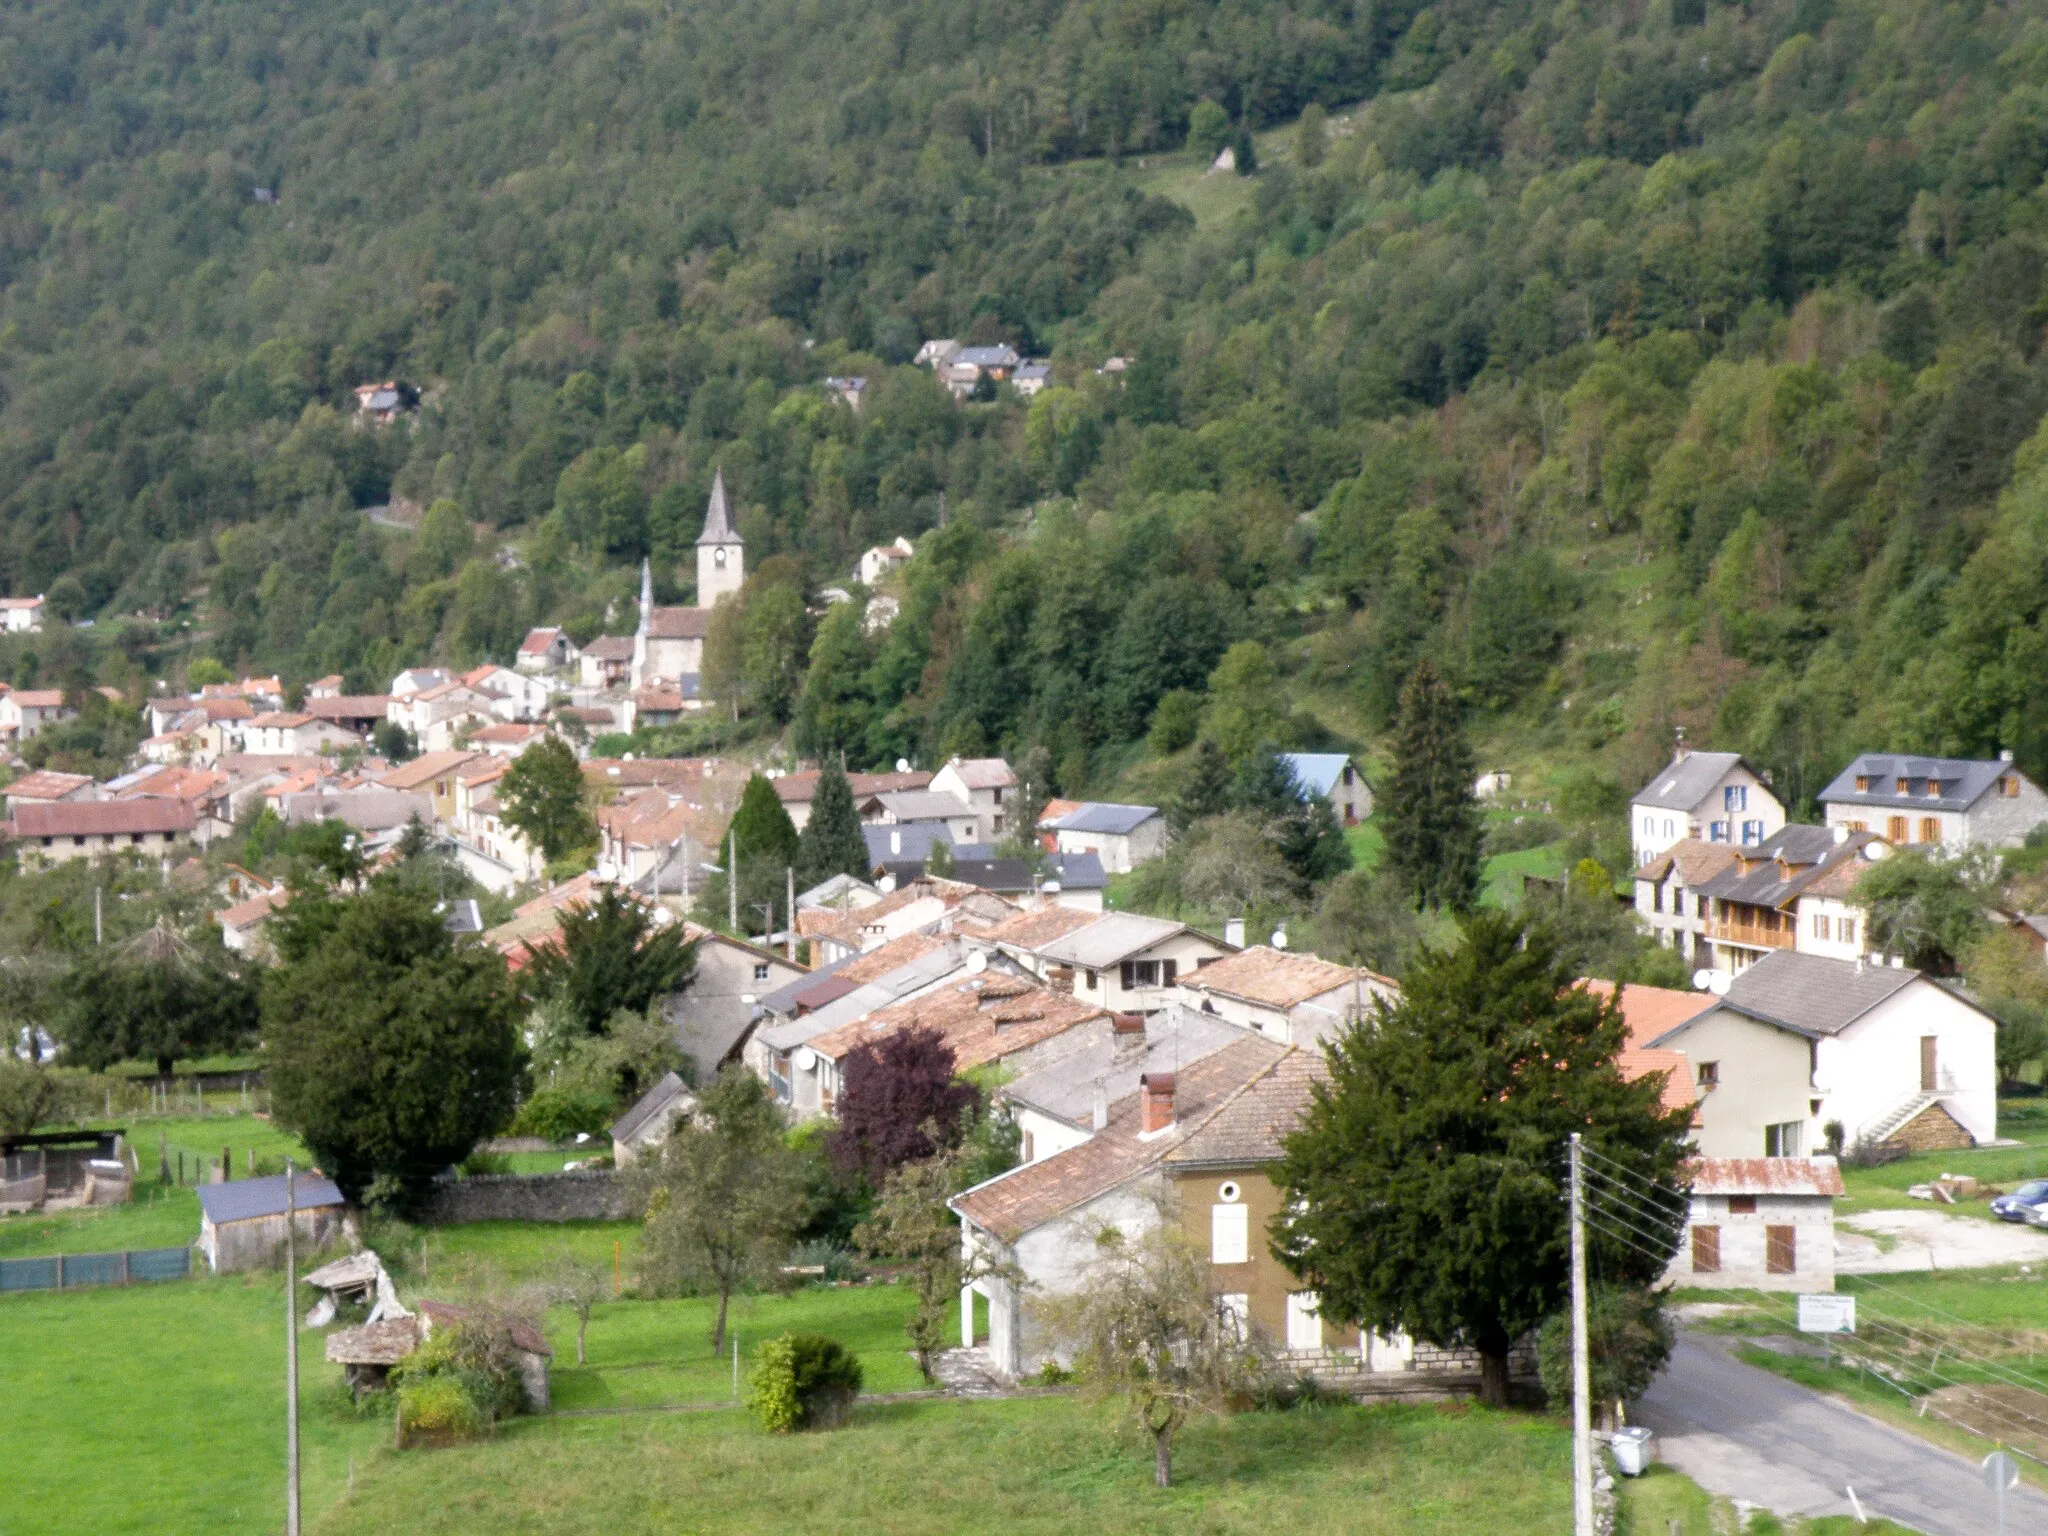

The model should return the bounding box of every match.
[1890,1101,1974,1154]
[417,1169,631,1225]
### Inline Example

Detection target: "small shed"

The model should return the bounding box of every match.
[327,1317,423,1398]
[197,1173,346,1274]
[1663,1157,1843,1294]
[1,1129,131,1213]
[301,1249,408,1328]
[611,1071,697,1167]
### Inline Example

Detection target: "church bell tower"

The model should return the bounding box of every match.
[696,469,744,605]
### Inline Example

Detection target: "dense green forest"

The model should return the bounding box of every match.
[8,0,2048,822]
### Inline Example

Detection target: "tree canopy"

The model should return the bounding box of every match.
[523,887,697,1035]
[499,735,598,863]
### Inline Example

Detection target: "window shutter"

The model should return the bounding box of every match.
[1766,1225,1797,1275]
[1161,959,1178,986]
[1692,1225,1721,1274]
[1211,1203,1249,1264]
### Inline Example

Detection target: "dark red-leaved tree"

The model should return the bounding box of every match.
[829,1026,978,1188]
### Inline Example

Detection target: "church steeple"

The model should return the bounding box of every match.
[695,468,744,605]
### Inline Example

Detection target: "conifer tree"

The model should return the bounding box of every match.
[1169,739,1233,832]
[698,774,801,935]
[1380,662,1482,912]
[796,763,871,888]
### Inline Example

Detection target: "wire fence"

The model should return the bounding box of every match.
[0,1246,191,1294]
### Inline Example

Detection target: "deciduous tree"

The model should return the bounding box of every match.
[499,734,597,862]
[828,1027,977,1189]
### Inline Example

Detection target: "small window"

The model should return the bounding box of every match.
[1887,816,1909,843]
[1896,777,1910,794]
[1854,775,1870,792]
[1766,1225,1797,1275]
[1812,914,1829,940]
[1652,885,1664,914]
[1211,1203,1250,1265]
[1084,969,1098,990]
[1696,1061,1719,1088]
[1727,1195,1757,1215]
[1217,1293,1250,1341]
[753,963,770,982]
[1765,1121,1803,1157]
[1691,1226,1720,1274]
[1925,780,1941,798]
[1840,918,1856,946]
[2005,775,2021,798]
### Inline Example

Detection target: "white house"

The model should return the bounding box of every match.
[1819,752,2048,851]
[0,688,72,744]
[1175,945,1395,1047]
[929,756,1019,841]
[463,664,553,722]
[238,712,361,757]
[860,788,982,844]
[1632,839,1740,963]
[0,596,44,633]
[1040,802,1166,874]
[1647,950,1998,1159]
[1631,748,1784,868]
[1025,913,1234,1014]
[515,628,579,674]
[856,537,915,588]
[1281,752,1372,825]
[1664,1158,1842,1294]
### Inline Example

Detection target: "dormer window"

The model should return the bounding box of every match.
[1896,777,1909,794]
[1854,775,1870,792]
[1925,780,1941,797]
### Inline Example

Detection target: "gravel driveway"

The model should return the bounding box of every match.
[1837,1209,2048,1273]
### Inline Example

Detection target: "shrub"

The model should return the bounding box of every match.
[1536,1286,1673,1427]
[747,1332,864,1433]
[397,1376,483,1439]
[511,1085,616,1140]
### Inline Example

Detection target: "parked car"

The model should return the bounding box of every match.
[1992,1180,2048,1222]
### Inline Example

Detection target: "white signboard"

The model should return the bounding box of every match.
[1798,1293,1856,1334]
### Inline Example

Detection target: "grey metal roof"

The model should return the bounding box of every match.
[1043,802,1160,836]
[1280,753,1356,798]
[952,345,1020,368]
[869,789,976,823]
[1696,825,1879,909]
[1632,751,1748,811]
[796,872,878,908]
[861,823,988,865]
[1819,753,2018,813]
[756,945,966,1052]
[697,469,739,546]
[612,1071,694,1143]
[755,950,858,1015]
[1044,852,1107,891]
[198,1173,345,1224]
[1034,913,1187,968]
[1648,951,1926,1045]
[1003,1004,1250,1126]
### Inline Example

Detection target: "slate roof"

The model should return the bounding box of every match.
[1043,852,1108,891]
[1696,826,1887,911]
[941,756,1018,791]
[1279,752,1356,798]
[1819,753,2021,813]
[697,469,739,546]
[1042,801,1160,837]
[1686,1157,1844,1197]
[951,1038,1288,1243]
[612,1071,695,1144]
[198,1173,345,1224]
[1649,951,1931,1045]
[1035,913,1189,968]
[869,789,975,822]
[1178,945,1389,1011]
[862,822,988,867]
[952,344,1021,369]
[1633,750,1750,811]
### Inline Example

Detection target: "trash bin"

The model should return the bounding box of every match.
[1610,1426,1654,1477]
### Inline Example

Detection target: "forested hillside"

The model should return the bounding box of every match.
[7,0,2048,818]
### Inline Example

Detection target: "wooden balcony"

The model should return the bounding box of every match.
[1706,916,1795,951]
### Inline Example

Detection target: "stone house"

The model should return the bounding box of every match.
[1820,752,2048,850]
[929,756,1020,841]
[7,798,195,869]
[1039,802,1167,874]
[1632,839,1740,963]
[516,627,579,674]
[1663,1157,1843,1294]
[1280,752,1373,825]
[1174,945,1395,1047]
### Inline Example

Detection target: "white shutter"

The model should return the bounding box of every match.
[1210,1203,1249,1264]
[1286,1291,1323,1351]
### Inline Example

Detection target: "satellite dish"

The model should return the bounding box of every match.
[1692,969,1714,992]
[896,757,911,773]
[1709,971,1732,996]
[793,1047,817,1072]
[965,949,989,974]
[1271,929,1289,950]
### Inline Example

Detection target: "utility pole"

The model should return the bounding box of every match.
[93,885,102,946]
[285,1159,301,1536]
[728,830,738,934]
[786,865,796,962]
[1570,1133,1593,1536]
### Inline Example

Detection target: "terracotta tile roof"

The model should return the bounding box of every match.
[519,627,564,655]
[952,1037,1289,1242]
[803,878,978,950]
[771,768,932,803]
[6,689,67,709]
[1579,979,1707,1118]
[4,770,95,801]
[645,606,712,639]
[374,750,481,790]
[1685,1157,1843,1197]
[217,888,287,930]
[1179,946,1391,1010]
[458,760,509,788]
[119,766,227,803]
[198,697,254,721]
[581,634,636,661]
[1036,798,1082,827]
[326,1317,422,1367]
[247,711,317,729]
[962,903,1100,949]
[805,977,1107,1072]
[829,932,947,984]
[10,799,196,837]
[1163,1047,1328,1167]
[305,695,392,721]
[583,757,724,790]
[469,722,544,744]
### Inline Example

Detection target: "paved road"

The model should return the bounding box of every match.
[1636,1332,2048,1534]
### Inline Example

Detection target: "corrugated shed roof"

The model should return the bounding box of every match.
[1686,1157,1844,1197]
[1035,913,1188,968]
[1633,751,1748,811]
[1043,801,1160,836]
[198,1173,345,1223]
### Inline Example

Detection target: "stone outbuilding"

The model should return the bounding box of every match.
[1663,1157,1843,1293]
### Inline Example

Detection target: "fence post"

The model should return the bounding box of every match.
[56,1253,65,1290]
[120,1250,130,1286]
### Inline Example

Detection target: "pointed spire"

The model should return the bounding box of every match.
[638,558,653,637]
[697,468,738,546]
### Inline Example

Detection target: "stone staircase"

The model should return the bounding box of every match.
[1862,1092,1940,1148]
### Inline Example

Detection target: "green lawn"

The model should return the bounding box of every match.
[313,1394,1575,1536]
[1838,1099,2048,1222]
[1616,1462,1917,1536]
[1481,843,1566,909]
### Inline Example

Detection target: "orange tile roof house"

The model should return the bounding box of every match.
[7,798,196,868]
[3,769,98,814]
[1579,979,1709,1120]
[1175,945,1396,1046]
[0,688,72,744]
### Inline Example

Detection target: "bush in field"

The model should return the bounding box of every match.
[511,1085,616,1140]
[747,1332,864,1433]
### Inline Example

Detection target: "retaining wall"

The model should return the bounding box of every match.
[418,1169,631,1224]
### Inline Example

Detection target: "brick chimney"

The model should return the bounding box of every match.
[1139,1072,1176,1135]
[1111,1012,1145,1060]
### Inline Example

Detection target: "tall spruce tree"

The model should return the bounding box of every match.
[1274,911,1691,1406]
[1380,662,1482,912]
[1170,739,1233,832]
[697,773,802,936]
[796,763,871,887]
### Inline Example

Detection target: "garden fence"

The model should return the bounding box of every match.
[0,1246,191,1294]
